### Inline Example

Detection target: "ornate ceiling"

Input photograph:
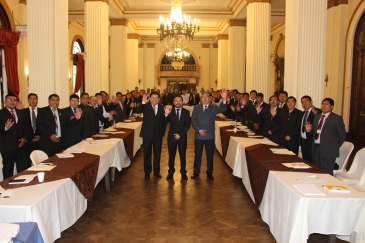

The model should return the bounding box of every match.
[69,0,285,42]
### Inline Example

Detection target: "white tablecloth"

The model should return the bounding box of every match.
[116,121,143,156]
[215,120,233,156]
[259,171,365,243]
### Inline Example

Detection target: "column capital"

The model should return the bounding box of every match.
[327,0,348,9]
[213,44,218,48]
[147,43,155,48]
[110,18,128,26]
[217,34,229,40]
[247,0,271,4]
[227,19,246,27]
[138,43,144,48]
[127,33,139,39]
[84,0,109,4]
[202,44,210,48]
[19,0,26,5]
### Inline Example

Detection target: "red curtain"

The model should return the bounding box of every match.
[0,29,20,97]
[73,54,84,94]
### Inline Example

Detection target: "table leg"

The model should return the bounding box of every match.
[328,234,336,243]
[104,170,110,192]
[111,167,115,181]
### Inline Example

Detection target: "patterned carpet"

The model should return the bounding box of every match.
[55,124,346,242]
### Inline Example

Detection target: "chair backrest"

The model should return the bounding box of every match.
[346,147,365,179]
[334,141,354,174]
[30,150,49,166]
[356,165,365,187]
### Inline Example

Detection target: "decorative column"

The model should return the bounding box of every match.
[18,1,28,103]
[84,0,109,96]
[139,44,144,90]
[27,0,69,107]
[325,0,348,114]
[217,34,229,90]
[246,0,271,97]
[210,44,218,89]
[285,0,327,108]
[228,19,246,92]
[201,44,210,90]
[126,34,139,92]
[110,18,127,95]
[146,44,155,90]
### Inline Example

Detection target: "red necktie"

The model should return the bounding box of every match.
[10,110,16,123]
[315,115,325,140]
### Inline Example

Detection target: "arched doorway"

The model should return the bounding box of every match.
[71,37,85,96]
[350,11,365,142]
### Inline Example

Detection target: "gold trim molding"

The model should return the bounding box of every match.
[138,44,144,48]
[247,0,271,4]
[84,0,109,3]
[19,0,26,5]
[228,19,246,27]
[147,43,155,48]
[110,18,128,26]
[202,44,210,48]
[213,44,218,48]
[217,34,229,40]
[127,33,139,39]
[328,0,348,9]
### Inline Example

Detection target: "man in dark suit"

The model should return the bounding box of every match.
[64,94,84,148]
[188,90,200,106]
[89,95,104,134]
[166,96,191,180]
[305,98,346,175]
[22,93,40,168]
[191,90,228,180]
[261,95,282,144]
[300,95,320,163]
[135,91,171,179]
[114,95,127,122]
[0,93,30,179]
[78,93,95,139]
[37,94,82,157]
[278,91,288,109]
[249,92,270,135]
[161,89,172,106]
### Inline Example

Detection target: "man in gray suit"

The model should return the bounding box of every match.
[191,89,228,180]
[305,98,346,175]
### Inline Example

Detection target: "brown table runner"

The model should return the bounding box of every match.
[245,144,326,207]
[0,153,100,201]
[220,126,249,159]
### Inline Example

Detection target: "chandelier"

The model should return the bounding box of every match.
[166,50,190,70]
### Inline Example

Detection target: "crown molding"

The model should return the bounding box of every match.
[127,33,140,39]
[217,34,229,40]
[228,19,246,27]
[110,18,128,26]
[147,43,155,48]
[84,0,109,4]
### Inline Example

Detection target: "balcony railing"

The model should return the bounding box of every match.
[157,64,200,85]
[159,64,198,72]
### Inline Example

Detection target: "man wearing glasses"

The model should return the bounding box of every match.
[0,93,30,179]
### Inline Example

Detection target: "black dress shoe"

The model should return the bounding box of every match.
[207,174,214,180]
[182,174,188,180]
[145,174,150,179]
[166,174,173,180]
[154,173,162,178]
[191,173,199,179]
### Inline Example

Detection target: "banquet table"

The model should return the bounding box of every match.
[15,222,44,243]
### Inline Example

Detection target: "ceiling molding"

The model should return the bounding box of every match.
[247,0,271,4]
[327,0,348,9]
[217,34,229,40]
[227,19,246,27]
[110,18,128,26]
[127,33,140,39]
[84,0,109,4]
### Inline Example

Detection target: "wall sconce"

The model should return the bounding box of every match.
[325,74,328,87]
[138,79,141,86]
[25,67,29,86]
[215,79,218,86]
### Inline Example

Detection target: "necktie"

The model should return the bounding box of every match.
[31,108,36,132]
[10,110,16,123]
[73,108,76,114]
[53,109,59,135]
[176,108,180,121]
[203,105,207,113]
[315,115,326,140]
[153,105,156,115]
[302,110,309,133]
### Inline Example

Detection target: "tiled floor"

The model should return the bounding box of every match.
[55,125,347,242]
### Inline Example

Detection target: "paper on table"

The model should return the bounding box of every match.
[27,164,57,171]
[0,190,13,198]
[109,131,126,134]
[282,162,311,169]
[270,148,295,155]
[92,134,109,138]
[9,174,37,184]
[293,184,326,196]
[294,175,325,183]
[65,148,85,153]
[56,153,74,158]
[104,127,118,132]
[226,129,243,132]
[322,185,351,193]
[248,135,263,138]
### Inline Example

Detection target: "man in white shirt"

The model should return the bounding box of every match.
[181,90,190,105]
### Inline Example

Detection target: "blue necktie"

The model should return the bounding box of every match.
[302,110,309,133]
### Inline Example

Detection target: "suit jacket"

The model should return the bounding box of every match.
[167,107,191,140]
[37,106,78,149]
[280,108,302,146]
[301,107,321,142]
[247,102,270,134]
[161,93,172,106]
[188,93,200,106]
[191,103,227,140]
[0,108,30,152]
[114,101,127,122]
[310,112,346,158]
[92,105,103,134]
[78,104,94,139]
[135,103,167,139]
[63,106,83,147]
[261,108,282,143]
[22,107,40,143]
